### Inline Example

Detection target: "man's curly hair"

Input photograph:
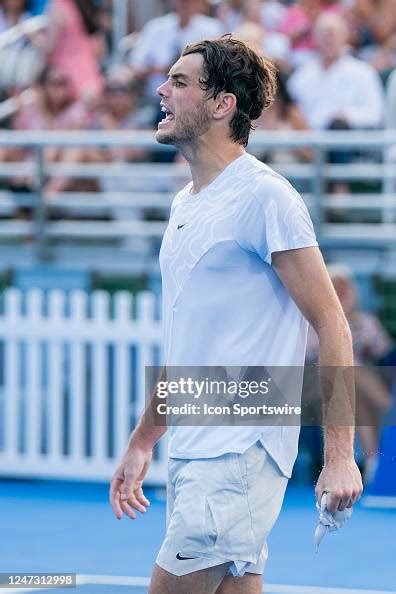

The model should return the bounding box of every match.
[182,35,277,147]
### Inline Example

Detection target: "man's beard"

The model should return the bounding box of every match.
[156,102,211,146]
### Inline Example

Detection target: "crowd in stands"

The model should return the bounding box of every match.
[0,0,394,194]
[0,1,393,182]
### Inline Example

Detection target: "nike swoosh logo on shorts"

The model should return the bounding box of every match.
[176,552,197,560]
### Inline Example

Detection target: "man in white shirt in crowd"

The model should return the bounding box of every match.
[130,0,222,102]
[110,35,362,594]
[287,12,384,131]
[215,0,287,34]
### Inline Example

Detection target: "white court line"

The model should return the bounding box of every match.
[362,496,396,509]
[265,586,396,594]
[77,574,150,587]
[77,574,396,594]
[1,575,395,594]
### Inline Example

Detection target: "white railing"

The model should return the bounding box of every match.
[0,288,167,484]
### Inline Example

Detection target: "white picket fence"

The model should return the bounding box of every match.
[0,288,168,484]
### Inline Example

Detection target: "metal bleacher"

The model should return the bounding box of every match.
[0,129,395,274]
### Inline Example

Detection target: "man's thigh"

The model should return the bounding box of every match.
[148,561,232,594]
[156,444,288,579]
[215,572,263,594]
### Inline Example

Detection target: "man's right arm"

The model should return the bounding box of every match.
[109,366,168,520]
[128,365,168,452]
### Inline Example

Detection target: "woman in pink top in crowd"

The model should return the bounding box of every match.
[280,0,344,66]
[45,0,103,103]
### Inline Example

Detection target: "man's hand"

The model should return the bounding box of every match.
[315,457,363,513]
[110,447,152,520]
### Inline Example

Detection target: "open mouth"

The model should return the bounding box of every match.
[160,106,175,124]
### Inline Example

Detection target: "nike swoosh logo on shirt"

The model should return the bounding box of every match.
[176,552,197,560]
[177,223,187,230]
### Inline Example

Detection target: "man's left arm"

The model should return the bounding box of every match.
[272,246,363,512]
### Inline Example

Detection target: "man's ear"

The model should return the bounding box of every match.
[212,92,237,121]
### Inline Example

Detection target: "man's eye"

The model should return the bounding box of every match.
[174,81,185,87]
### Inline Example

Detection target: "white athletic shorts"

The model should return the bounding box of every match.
[155,440,288,577]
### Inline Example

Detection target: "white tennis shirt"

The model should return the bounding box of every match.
[159,153,318,477]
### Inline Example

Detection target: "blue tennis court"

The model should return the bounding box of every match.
[1,479,395,594]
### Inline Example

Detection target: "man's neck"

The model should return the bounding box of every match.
[178,12,194,29]
[180,139,246,194]
[321,52,343,70]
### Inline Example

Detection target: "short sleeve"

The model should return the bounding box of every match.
[235,173,318,265]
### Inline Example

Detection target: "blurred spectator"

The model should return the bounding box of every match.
[129,0,222,102]
[346,1,396,78]
[216,0,287,35]
[280,0,344,67]
[261,0,287,32]
[44,0,104,104]
[87,67,154,170]
[84,67,161,250]
[368,36,396,81]
[347,0,396,56]
[0,0,46,92]
[288,13,384,197]
[326,265,393,364]
[235,20,290,67]
[0,65,91,196]
[287,13,384,130]
[306,263,393,484]
[0,0,31,32]
[13,65,90,130]
[67,68,157,223]
[215,0,245,32]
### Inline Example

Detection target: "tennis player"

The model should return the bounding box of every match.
[110,35,363,594]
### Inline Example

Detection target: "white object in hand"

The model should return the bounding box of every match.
[314,492,353,552]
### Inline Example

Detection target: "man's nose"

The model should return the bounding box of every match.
[157,80,170,97]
